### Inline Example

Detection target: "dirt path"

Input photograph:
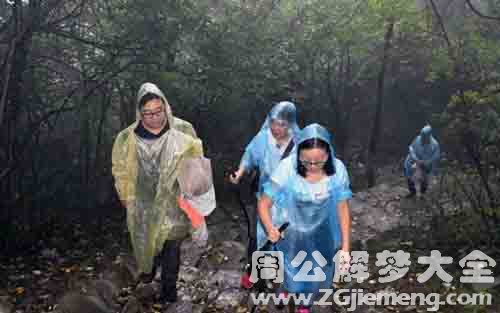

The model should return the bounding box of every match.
[1,175,497,313]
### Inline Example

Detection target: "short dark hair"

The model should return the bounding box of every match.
[297,138,336,177]
[139,93,163,109]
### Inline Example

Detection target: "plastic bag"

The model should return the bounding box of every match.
[192,221,208,247]
[177,156,213,196]
[177,156,216,216]
[178,196,204,228]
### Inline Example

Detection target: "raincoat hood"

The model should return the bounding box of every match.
[420,124,432,136]
[260,101,300,137]
[136,82,175,128]
[417,124,437,145]
[297,123,336,161]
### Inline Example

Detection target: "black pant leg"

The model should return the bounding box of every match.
[160,240,181,302]
[246,203,258,273]
[421,179,428,194]
[407,178,416,194]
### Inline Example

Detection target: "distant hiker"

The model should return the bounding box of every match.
[229,101,300,289]
[404,124,441,198]
[112,82,203,305]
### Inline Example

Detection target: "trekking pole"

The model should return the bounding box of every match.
[249,222,289,313]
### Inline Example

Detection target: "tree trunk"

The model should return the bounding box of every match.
[94,87,112,205]
[365,20,395,188]
[336,46,353,158]
[119,84,135,129]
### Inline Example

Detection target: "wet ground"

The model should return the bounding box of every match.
[0,171,498,313]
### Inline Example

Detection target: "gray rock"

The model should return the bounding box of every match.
[181,294,193,302]
[348,198,366,214]
[181,240,207,266]
[164,301,193,313]
[210,241,246,270]
[208,270,241,289]
[207,289,219,302]
[178,266,200,284]
[190,287,209,304]
[215,289,246,309]
[120,297,141,313]
[55,293,113,313]
[134,282,158,301]
[376,183,392,192]
[191,304,206,313]
[220,241,246,269]
[208,227,241,244]
[87,279,120,310]
[0,299,12,313]
[110,254,138,285]
[355,192,369,201]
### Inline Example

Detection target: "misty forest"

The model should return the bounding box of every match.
[0,0,499,312]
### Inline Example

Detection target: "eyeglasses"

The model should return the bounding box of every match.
[299,159,328,168]
[142,109,165,119]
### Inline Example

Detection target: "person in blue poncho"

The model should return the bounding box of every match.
[403,124,440,198]
[230,101,301,289]
[257,123,352,313]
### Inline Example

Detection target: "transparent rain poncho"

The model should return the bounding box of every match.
[112,82,203,274]
[239,101,301,197]
[261,123,352,294]
[404,125,441,178]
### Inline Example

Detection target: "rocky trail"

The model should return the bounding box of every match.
[1,169,498,313]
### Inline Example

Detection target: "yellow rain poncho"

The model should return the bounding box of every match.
[112,83,203,273]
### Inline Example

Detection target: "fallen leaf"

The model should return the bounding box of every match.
[15,287,25,295]
[237,305,248,313]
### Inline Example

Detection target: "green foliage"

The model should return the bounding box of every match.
[443,88,500,146]
[2,0,500,209]
[438,86,500,244]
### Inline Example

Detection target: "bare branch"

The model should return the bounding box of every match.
[41,26,109,50]
[0,105,76,181]
[0,57,136,181]
[428,0,452,50]
[464,0,500,22]
[42,0,87,30]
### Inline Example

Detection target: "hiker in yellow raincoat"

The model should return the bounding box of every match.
[112,82,203,304]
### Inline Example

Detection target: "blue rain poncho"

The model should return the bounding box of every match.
[239,101,301,197]
[260,123,352,294]
[404,125,440,178]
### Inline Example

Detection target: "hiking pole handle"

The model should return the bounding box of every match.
[259,222,289,251]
